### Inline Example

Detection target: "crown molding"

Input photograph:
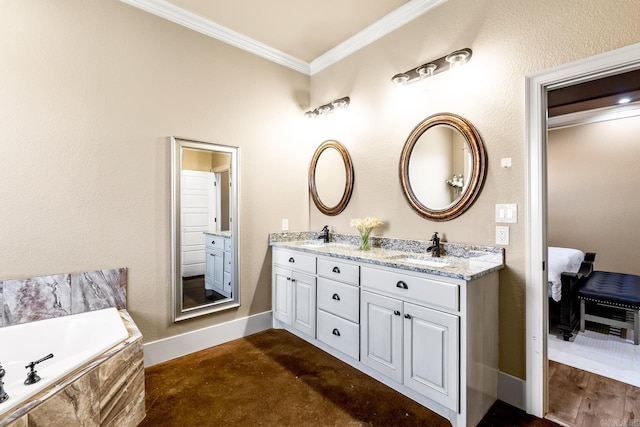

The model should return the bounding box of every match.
[119,0,310,74]
[310,0,449,75]
[120,0,448,76]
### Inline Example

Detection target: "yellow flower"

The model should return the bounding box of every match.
[350,217,383,234]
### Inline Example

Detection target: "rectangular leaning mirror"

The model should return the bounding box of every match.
[171,137,240,321]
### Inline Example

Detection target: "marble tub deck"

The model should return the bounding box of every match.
[0,310,144,427]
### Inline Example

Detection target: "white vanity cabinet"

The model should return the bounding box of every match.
[272,248,317,338]
[316,257,360,360]
[271,244,499,427]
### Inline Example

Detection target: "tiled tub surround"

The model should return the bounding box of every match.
[0,309,144,427]
[0,268,126,327]
[268,232,503,280]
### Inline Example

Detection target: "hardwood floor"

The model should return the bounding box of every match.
[547,360,640,426]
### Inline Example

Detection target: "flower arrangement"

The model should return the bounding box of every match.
[446,174,464,196]
[350,217,383,251]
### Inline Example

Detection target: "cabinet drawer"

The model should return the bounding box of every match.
[224,238,232,252]
[361,267,459,311]
[205,235,225,250]
[317,258,359,285]
[224,252,232,273]
[272,248,316,274]
[317,278,359,323]
[317,310,359,360]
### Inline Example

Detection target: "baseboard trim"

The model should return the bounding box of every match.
[498,371,526,411]
[143,311,272,367]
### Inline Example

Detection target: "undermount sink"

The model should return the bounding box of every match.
[298,241,327,248]
[388,255,451,268]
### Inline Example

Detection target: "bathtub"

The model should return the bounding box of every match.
[0,308,129,418]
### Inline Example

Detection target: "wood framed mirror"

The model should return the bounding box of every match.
[171,137,240,322]
[309,140,354,216]
[399,113,487,221]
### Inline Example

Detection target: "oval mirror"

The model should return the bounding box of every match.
[399,113,486,221]
[171,137,240,321]
[309,140,354,216]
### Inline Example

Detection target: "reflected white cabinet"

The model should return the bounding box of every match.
[205,234,232,298]
[272,249,317,338]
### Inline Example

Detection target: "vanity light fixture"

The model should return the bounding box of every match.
[391,48,472,87]
[304,96,350,118]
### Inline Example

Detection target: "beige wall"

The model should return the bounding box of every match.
[548,115,640,274]
[3,0,640,382]
[308,0,640,379]
[0,1,310,342]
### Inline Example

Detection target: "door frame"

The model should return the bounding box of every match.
[525,41,640,417]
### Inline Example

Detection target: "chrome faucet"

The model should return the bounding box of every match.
[317,225,330,243]
[0,363,8,403]
[427,232,441,257]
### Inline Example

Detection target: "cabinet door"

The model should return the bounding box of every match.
[212,249,225,293]
[205,249,215,290]
[273,266,293,325]
[360,290,403,382]
[292,271,316,338]
[403,302,459,411]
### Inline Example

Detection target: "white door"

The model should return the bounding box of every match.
[360,290,403,383]
[181,170,217,277]
[403,302,459,411]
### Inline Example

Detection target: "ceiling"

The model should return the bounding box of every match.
[121,0,448,74]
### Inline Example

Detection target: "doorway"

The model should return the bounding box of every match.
[525,42,640,418]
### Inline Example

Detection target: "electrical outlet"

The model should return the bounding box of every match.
[281,219,289,231]
[496,225,509,245]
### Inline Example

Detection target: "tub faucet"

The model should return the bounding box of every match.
[318,225,330,243]
[24,353,54,385]
[0,363,8,403]
[427,232,441,257]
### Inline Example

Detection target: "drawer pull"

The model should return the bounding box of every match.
[332,293,341,301]
[394,310,401,316]
[332,328,341,337]
[288,257,295,263]
[332,266,341,273]
[404,314,412,319]
[396,280,408,289]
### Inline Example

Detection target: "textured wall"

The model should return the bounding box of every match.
[548,115,640,274]
[308,0,640,378]
[0,1,310,343]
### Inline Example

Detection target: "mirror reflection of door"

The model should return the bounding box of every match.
[181,147,231,310]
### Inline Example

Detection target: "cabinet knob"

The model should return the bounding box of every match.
[394,310,401,316]
[332,328,341,337]
[332,266,341,273]
[291,279,296,283]
[211,240,215,244]
[404,314,412,319]
[332,293,340,301]
[287,277,291,281]
[288,257,295,263]
[396,281,408,289]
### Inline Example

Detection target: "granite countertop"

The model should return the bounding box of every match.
[204,230,231,238]
[269,232,504,281]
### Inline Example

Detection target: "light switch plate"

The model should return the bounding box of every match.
[495,204,517,223]
[496,226,509,245]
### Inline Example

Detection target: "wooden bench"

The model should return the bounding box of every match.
[578,271,640,345]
